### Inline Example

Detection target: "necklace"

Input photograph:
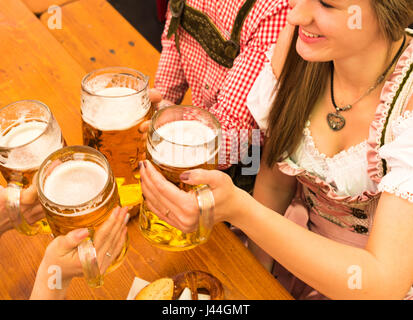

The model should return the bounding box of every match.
[327,35,407,131]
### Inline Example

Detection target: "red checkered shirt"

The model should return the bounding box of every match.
[155,0,289,169]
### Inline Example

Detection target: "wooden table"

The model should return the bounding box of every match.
[0,0,292,300]
[22,0,72,15]
[39,0,192,104]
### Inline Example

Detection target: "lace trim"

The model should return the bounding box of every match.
[392,110,413,135]
[371,44,413,179]
[303,120,367,162]
[379,184,413,203]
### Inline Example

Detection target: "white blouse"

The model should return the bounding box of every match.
[246,47,413,200]
[290,121,377,197]
[378,112,413,202]
[246,44,276,131]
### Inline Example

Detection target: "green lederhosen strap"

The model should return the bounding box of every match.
[167,0,258,68]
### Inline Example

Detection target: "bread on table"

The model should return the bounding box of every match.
[135,271,224,300]
[135,278,174,300]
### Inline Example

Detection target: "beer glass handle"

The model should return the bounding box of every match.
[78,238,104,288]
[5,184,41,235]
[195,185,215,242]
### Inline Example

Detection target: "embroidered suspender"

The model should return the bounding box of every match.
[167,0,258,68]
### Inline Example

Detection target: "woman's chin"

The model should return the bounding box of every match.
[296,42,331,63]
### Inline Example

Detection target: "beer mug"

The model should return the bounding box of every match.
[139,105,221,251]
[0,100,64,235]
[81,67,152,218]
[36,146,129,288]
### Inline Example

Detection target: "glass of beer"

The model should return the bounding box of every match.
[139,105,221,251]
[0,100,64,235]
[81,67,152,218]
[36,145,129,288]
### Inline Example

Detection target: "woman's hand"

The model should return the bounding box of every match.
[30,206,128,300]
[20,183,44,225]
[0,183,44,236]
[139,160,243,233]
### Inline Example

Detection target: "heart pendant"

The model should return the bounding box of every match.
[327,113,346,131]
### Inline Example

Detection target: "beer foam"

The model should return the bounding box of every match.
[44,160,108,206]
[0,121,63,170]
[82,86,150,131]
[95,87,136,97]
[149,120,218,168]
[0,121,46,148]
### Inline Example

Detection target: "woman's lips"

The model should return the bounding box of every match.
[298,27,326,44]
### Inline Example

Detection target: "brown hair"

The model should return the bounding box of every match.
[265,0,413,168]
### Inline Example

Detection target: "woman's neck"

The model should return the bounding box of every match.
[332,36,406,96]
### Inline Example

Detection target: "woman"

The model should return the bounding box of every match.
[0,186,128,299]
[30,207,128,300]
[140,0,413,299]
[0,185,44,237]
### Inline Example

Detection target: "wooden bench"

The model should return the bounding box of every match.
[22,0,74,15]
[39,0,192,103]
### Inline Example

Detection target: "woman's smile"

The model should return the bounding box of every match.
[298,27,326,44]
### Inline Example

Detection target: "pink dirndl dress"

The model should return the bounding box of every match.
[265,34,413,300]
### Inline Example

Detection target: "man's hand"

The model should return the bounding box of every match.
[139,88,175,136]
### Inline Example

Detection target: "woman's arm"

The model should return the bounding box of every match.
[249,146,297,271]
[140,161,413,299]
[231,189,413,299]
[30,229,89,300]
[253,147,297,215]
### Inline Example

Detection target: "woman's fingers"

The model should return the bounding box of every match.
[20,183,38,205]
[179,168,228,189]
[23,203,45,225]
[140,161,200,232]
[99,207,127,249]
[113,226,127,258]
[142,160,190,203]
[94,206,129,272]
[139,168,178,227]
[99,225,127,273]
[53,228,90,254]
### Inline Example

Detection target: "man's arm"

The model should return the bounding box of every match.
[155,7,189,104]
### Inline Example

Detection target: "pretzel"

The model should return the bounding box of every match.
[172,270,224,300]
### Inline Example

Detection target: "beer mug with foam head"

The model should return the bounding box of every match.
[0,100,64,235]
[139,105,221,251]
[36,146,129,288]
[81,67,152,218]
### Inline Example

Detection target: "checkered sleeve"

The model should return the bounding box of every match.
[209,3,289,170]
[155,7,189,104]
